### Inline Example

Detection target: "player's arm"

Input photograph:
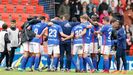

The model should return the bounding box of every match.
[62,33,74,41]
[36,27,48,38]
[51,18,62,25]
[75,28,86,38]
[94,22,103,27]
[60,32,68,38]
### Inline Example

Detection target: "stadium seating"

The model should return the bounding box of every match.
[35,5,44,14]
[0,5,5,13]
[0,13,11,21]
[0,0,47,30]
[11,13,19,21]
[11,0,20,5]
[26,5,35,14]
[30,0,38,5]
[21,0,29,5]
[14,5,24,13]
[21,13,29,22]
[0,0,9,4]
[6,4,15,13]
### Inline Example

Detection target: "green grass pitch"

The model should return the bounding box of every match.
[0,70,133,75]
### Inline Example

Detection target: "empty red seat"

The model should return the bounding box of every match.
[15,5,24,13]
[21,0,29,5]
[11,13,19,21]
[21,13,29,21]
[0,5,4,13]
[31,0,38,5]
[35,5,44,14]
[6,4,15,13]
[11,0,20,5]
[0,13,10,21]
[5,21,11,27]
[16,21,24,30]
[26,5,35,14]
[1,0,9,4]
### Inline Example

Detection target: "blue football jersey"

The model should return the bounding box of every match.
[47,24,63,45]
[100,24,112,45]
[31,22,47,43]
[90,25,99,43]
[81,22,92,44]
[72,24,86,44]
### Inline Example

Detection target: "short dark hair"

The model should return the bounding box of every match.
[40,16,45,20]
[62,14,70,20]
[2,23,8,29]
[102,16,110,22]
[11,19,16,23]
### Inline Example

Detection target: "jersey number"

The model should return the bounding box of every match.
[49,29,57,37]
[108,31,111,40]
[75,30,82,36]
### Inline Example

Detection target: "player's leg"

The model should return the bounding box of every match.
[71,44,78,72]
[101,45,110,73]
[5,51,10,71]
[78,45,84,72]
[53,45,60,71]
[19,42,30,71]
[0,52,5,66]
[47,45,53,71]
[90,43,98,70]
[9,47,16,69]
[121,50,127,74]
[26,42,35,71]
[83,44,95,73]
[34,43,41,71]
[65,43,71,71]
[59,43,65,70]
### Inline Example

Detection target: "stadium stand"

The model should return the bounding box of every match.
[6,4,15,13]
[0,0,9,4]
[11,0,20,5]
[0,0,48,30]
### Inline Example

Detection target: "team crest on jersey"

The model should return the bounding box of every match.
[64,23,71,27]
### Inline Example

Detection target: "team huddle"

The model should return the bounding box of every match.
[0,14,127,74]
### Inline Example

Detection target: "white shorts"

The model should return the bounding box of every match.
[48,45,60,55]
[20,42,30,54]
[72,44,83,55]
[110,50,116,55]
[40,45,45,54]
[83,44,90,53]
[90,43,98,53]
[101,45,111,55]
[30,42,41,53]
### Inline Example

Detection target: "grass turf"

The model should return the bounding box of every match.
[0,69,133,75]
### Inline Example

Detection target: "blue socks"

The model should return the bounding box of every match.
[53,57,58,69]
[34,56,41,70]
[72,56,78,70]
[83,58,87,71]
[92,57,97,69]
[104,59,109,70]
[47,55,51,69]
[84,57,94,70]
[79,57,83,71]
[20,57,28,69]
[28,56,35,68]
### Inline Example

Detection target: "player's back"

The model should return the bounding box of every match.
[101,24,112,45]
[72,24,86,44]
[31,22,47,43]
[48,24,62,45]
